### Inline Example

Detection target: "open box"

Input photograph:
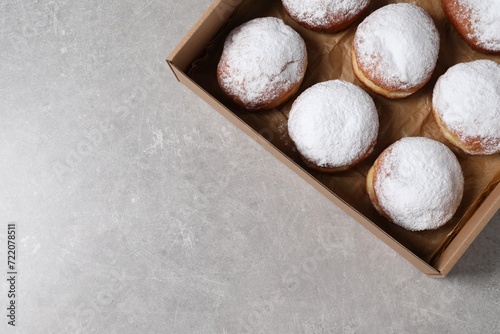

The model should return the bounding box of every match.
[167,0,500,277]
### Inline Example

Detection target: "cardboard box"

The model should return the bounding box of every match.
[167,0,500,277]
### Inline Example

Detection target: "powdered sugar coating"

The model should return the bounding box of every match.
[457,0,500,52]
[288,80,379,168]
[374,137,464,231]
[433,60,500,155]
[353,3,440,91]
[282,0,370,31]
[217,17,307,110]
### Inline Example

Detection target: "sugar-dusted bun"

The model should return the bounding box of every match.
[352,3,440,99]
[282,0,370,33]
[432,60,500,155]
[366,137,464,231]
[217,17,307,111]
[442,0,500,54]
[288,80,379,172]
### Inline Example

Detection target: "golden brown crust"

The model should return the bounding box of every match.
[283,4,370,34]
[442,0,500,55]
[366,164,381,212]
[366,151,393,221]
[299,141,376,173]
[351,44,429,99]
[432,106,498,155]
[217,59,307,111]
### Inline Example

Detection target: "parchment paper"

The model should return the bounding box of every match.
[188,0,500,264]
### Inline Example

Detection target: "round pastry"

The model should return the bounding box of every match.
[432,60,500,155]
[366,137,464,231]
[442,0,500,54]
[352,3,440,99]
[217,17,308,111]
[288,80,379,172]
[282,0,371,33]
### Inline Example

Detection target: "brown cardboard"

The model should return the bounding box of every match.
[167,0,500,277]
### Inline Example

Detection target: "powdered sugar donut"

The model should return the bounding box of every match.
[288,80,379,172]
[352,3,440,99]
[433,60,500,155]
[366,137,464,231]
[282,0,371,33]
[442,0,500,54]
[217,17,308,111]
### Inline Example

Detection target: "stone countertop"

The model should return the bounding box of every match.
[0,0,499,333]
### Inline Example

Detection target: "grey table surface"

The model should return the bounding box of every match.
[1,0,499,333]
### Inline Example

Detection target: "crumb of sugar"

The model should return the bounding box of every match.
[288,80,379,168]
[218,17,307,109]
[375,137,464,231]
[353,3,440,90]
[282,0,370,29]
[433,60,500,154]
[460,0,500,52]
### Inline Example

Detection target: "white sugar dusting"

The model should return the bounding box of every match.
[288,80,379,168]
[460,0,500,52]
[218,17,307,109]
[353,3,440,90]
[433,60,500,154]
[282,0,370,29]
[375,137,464,231]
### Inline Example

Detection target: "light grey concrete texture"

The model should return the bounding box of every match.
[0,0,499,333]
